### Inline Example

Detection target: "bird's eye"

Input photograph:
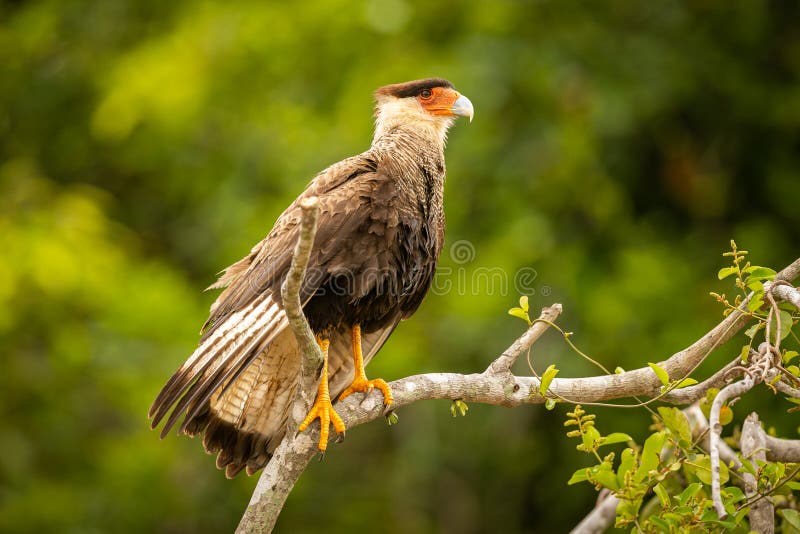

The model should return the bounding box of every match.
[420,89,432,99]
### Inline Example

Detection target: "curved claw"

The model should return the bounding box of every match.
[299,394,345,452]
[339,377,393,406]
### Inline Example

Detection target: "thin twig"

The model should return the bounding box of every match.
[487,304,563,374]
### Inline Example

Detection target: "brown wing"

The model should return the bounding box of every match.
[149,152,402,476]
[200,153,378,339]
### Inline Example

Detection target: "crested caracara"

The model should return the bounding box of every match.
[149,78,474,478]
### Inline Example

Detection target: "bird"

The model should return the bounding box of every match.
[149,78,474,478]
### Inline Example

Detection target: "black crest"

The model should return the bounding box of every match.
[375,78,454,99]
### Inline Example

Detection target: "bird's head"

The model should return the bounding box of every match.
[373,78,473,146]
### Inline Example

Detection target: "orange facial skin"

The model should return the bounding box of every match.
[417,86,462,116]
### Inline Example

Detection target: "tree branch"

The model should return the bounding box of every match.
[236,254,800,532]
[487,304,563,374]
[570,491,620,534]
[237,197,322,534]
[280,197,324,394]
[709,373,755,518]
[742,413,774,534]
[765,281,800,310]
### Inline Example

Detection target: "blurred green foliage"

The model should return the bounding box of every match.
[1,1,799,532]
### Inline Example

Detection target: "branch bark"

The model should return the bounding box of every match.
[709,373,756,518]
[765,281,800,310]
[742,413,774,534]
[570,491,620,534]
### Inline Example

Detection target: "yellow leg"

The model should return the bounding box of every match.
[338,324,394,406]
[298,336,345,452]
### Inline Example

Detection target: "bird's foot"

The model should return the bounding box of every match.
[298,392,345,452]
[339,375,394,406]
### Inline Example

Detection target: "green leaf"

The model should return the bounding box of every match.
[653,482,670,508]
[508,307,530,323]
[717,266,738,280]
[648,362,670,386]
[590,463,619,490]
[747,291,765,312]
[768,310,794,343]
[539,364,559,396]
[733,507,750,525]
[582,425,601,452]
[450,399,468,417]
[567,467,589,485]
[635,431,666,482]
[519,295,529,312]
[617,448,635,487]
[675,377,698,389]
[657,407,692,445]
[545,398,557,410]
[614,366,625,374]
[678,482,703,506]
[599,432,632,447]
[745,322,763,339]
[692,455,728,485]
[740,344,751,362]
[649,517,671,531]
[783,350,799,365]
[781,509,800,531]
[722,486,746,504]
[745,266,776,280]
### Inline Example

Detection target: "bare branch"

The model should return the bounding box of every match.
[765,281,800,310]
[570,491,620,534]
[775,258,800,284]
[773,378,800,399]
[237,197,322,534]
[281,197,324,393]
[709,374,756,518]
[659,356,745,405]
[763,434,800,463]
[742,413,774,534]
[488,304,563,374]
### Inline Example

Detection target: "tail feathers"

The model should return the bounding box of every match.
[151,300,400,478]
[202,328,301,477]
[149,292,287,438]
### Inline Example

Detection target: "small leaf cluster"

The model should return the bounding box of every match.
[564,405,631,460]
[712,242,799,407]
[712,240,777,314]
[565,405,754,532]
[508,295,532,326]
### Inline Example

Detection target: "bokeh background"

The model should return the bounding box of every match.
[2,1,799,532]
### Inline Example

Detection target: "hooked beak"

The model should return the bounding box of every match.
[451,94,474,122]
